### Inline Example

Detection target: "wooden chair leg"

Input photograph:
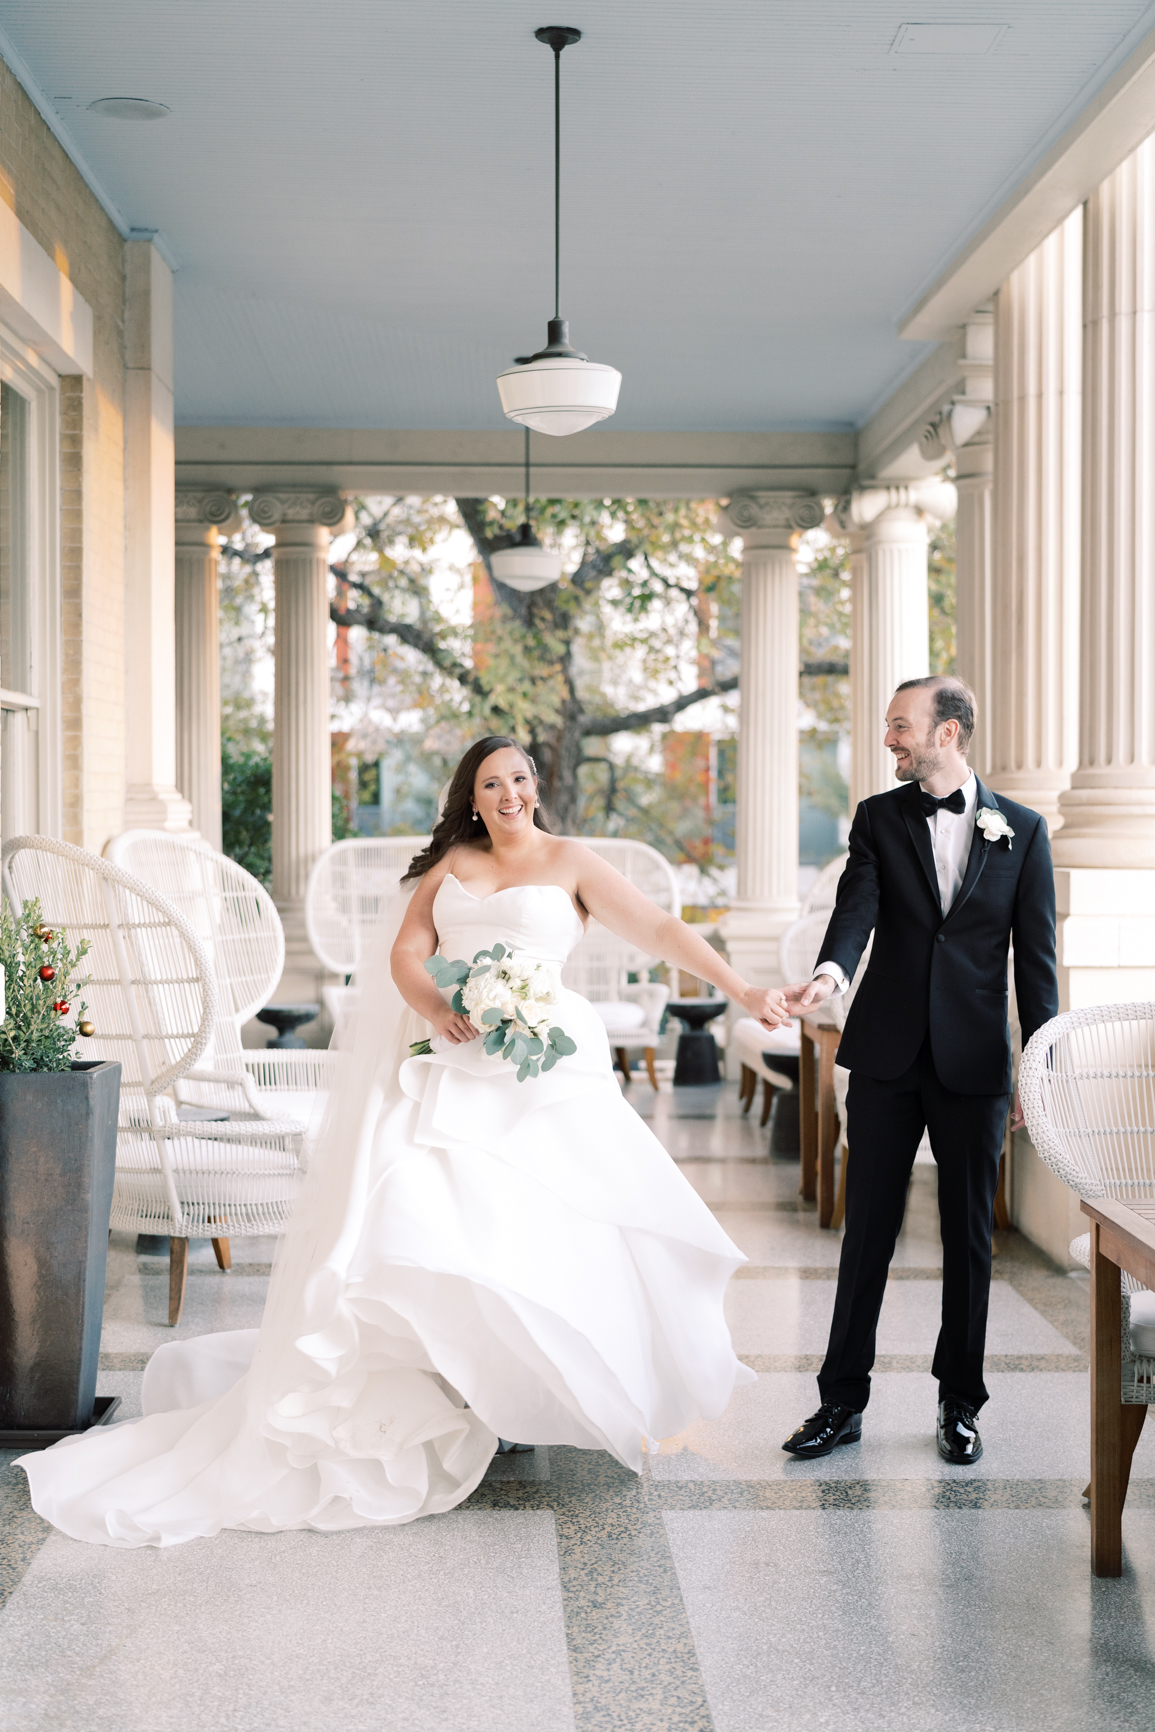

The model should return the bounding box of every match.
[211,1237,232,1271]
[168,1236,189,1326]
[1083,1405,1148,1504]
[615,1046,631,1083]
[831,1131,848,1230]
[740,1064,755,1114]
[760,1079,776,1128]
[644,1048,659,1090]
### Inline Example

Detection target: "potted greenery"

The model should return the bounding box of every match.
[0,896,121,1444]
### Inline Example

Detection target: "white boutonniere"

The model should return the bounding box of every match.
[976,806,1014,850]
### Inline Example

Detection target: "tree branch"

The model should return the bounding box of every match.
[330,571,483,695]
[802,660,849,676]
[581,675,740,736]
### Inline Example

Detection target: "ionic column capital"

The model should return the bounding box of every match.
[718,490,824,550]
[249,490,352,535]
[846,477,957,533]
[175,488,242,543]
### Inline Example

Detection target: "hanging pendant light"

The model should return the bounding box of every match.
[489,428,563,592]
[496,25,621,436]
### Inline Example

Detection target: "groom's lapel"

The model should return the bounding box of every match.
[900,783,943,913]
[944,778,996,924]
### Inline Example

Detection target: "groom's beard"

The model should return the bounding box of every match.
[893,738,944,783]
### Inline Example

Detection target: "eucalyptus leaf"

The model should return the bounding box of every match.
[484,1027,506,1055]
[491,943,506,960]
[541,1050,559,1072]
[481,1007,504,1026]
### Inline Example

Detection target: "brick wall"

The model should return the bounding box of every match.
[0,60,126,850]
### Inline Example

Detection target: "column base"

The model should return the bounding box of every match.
[718,903,800,991]
[1054,868,1155,1009]
[272,903,338,1044]
[122,784,195,833]
[1052,787,1155,867]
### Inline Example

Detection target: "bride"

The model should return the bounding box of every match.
[19,736,791,1547]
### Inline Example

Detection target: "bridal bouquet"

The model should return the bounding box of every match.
[410,942,577,1081]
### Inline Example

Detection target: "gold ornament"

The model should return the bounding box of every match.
[78,1021,95,1037]
[34,923,53,941]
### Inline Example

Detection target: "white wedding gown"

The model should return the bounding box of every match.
[19,877,754,1547]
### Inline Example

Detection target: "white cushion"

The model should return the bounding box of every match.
[1131,1291,1155,1357]
[592,1001,647,1032]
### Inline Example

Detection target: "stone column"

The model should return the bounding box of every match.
[847,479,957,812]
[1055,136,1155,870]
[717,490,823,988]
[250,489,350,1003]
[174,490,240,852]
[922,306,995,777]
[123,238,192,831]
[986,209,1082,829]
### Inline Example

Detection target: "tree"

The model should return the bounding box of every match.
[331,497,745,833]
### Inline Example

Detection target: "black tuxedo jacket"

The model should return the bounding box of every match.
[817,778,1059,1095]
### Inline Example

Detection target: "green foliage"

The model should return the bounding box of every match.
[0,898,91,1073]
[221,745,273,886]
[929,519,957,674]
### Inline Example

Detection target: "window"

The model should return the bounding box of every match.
[0,341,61,844]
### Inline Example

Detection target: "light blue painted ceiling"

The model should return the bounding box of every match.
[1,0,1152,432]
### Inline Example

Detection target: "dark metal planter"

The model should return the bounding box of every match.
[0,1059,122,1446]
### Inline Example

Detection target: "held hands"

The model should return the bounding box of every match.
[741,985,793,1032]
[782,974,838,1014]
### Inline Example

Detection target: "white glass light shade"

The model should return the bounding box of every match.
[489,544,563,592]
[497,356,622,436]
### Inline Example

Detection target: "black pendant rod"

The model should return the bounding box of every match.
[524,426,531,520]
[553,43,560,319]
[535,28,581,324]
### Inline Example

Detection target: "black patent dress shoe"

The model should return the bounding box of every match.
[496,1438,534,1453]
[937,1399,983,1464]
[781,1403,862,1458]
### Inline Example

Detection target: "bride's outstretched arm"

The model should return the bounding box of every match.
[391,867,479,1043]
[570,847,791,1032]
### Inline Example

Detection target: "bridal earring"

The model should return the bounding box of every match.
[472,809,481,823]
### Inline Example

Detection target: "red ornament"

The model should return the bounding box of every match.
[53,1000,69,1015]
[39,965,56,982]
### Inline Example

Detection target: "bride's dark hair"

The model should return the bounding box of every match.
[402,736,553,881]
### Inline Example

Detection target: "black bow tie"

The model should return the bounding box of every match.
[919,787,966,817]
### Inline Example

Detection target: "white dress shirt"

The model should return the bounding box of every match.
[813,772,978,994]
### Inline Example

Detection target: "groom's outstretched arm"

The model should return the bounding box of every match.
[785,801,879,1009]
[815,799,880,985]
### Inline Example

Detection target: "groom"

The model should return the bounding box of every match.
[781,676,1058,1464]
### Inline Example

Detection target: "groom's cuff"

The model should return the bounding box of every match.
[813,960,849,995]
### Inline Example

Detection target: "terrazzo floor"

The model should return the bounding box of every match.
[2,1080,1153,1731]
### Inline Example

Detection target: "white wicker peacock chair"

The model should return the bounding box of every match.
[1020,1003,1155,1430]
[105,828,335,1126]
[2,836,306,1324]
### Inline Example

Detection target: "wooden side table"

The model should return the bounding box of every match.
[1080,1196,1155,1576]
[800,1011,841,1228]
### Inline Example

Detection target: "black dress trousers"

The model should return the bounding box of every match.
[817,1035,1009,1415]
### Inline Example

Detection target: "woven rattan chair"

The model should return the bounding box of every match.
[560,839,680,1088]
[2,836,305,1324]
[1020,1002,1155,1489]
[305,836,430,1021]
[105,829,335,1125]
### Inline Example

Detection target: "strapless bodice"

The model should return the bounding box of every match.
[432,874,585,966]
